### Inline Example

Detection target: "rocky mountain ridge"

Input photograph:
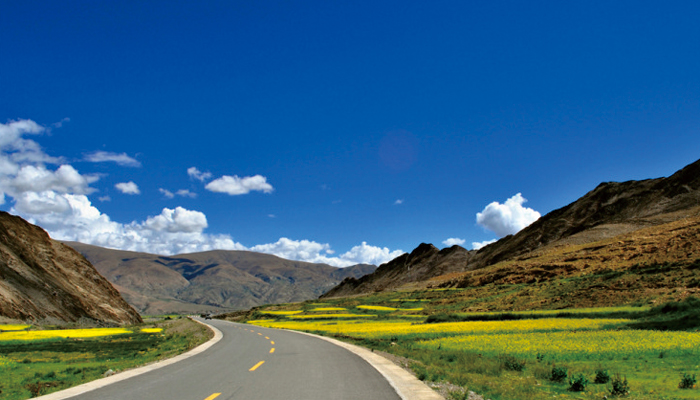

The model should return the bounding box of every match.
[0,212,142,325]
[66,242,377,315]
[323,158,700,298]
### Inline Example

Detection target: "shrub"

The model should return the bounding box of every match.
[569,373,588,392]
[609,374,630,397]
[594,368,611,384]
[679,373,696,389]
[551,366,568,383]
[500,354,526,371]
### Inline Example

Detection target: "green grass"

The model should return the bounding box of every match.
[0,317,211,399]
[235,295,700,400]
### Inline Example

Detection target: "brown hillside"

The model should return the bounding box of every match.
[0,212,142,325]
[66,242,376,315]
[323,158,700,298]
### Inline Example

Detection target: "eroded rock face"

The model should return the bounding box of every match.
[0,212,142,325]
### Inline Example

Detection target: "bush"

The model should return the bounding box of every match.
[594,368,611,384]
[679,373,696,389]
[569,373,588,392]
[609,374,630,397]
[500,354,526,371]
[551,366,568,383]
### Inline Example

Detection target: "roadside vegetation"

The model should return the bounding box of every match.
[0,316,212,399]
[234,294,700,400]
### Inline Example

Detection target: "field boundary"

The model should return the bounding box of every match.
[34,318,222,400]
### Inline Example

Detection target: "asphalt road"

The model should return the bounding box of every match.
[67,318,402,400]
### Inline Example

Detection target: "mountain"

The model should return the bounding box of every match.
[0,212,142,325]
[64,242,377,315]
[323,158,700,298]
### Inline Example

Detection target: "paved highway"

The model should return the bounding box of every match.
[66,318,402,400]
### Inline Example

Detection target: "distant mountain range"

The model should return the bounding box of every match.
[65,242,377,315]
[0,212,142,325]
[323,158,700,299]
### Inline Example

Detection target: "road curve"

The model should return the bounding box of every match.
[42,318,404,400]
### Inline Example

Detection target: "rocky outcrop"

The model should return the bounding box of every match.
[323,158,700,297]
[0,212,142,325]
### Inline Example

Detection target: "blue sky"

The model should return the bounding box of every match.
[2,1,699,266]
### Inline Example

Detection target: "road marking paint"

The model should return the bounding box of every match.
[265,336,269,339]
[258,332,262,336]
[270,341,275,345]
[249,361,265,371]
[270,348,275,354]
[204,393,221,400]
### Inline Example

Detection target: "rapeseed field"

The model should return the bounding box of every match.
[246,296,700,400]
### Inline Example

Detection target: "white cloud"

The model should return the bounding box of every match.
[187,167,212,182]
[442,237,466,247]
[115,181,140,195]
[205,174,273,195]
[251,238,403,267]
[476,193,540,237]
[0,119,62,165]
[338,242,404,266]
[0,119,402,265]
[472,239,498,250]
[143,207,208,233]
[84,151,141,167]
[394,199,404,205]
[161,188,197,199]
[176,189,196,198]
[8,165,97,195]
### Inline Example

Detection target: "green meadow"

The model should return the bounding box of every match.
[0,317,211,399]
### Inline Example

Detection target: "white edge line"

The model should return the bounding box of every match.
[35,318,223,400]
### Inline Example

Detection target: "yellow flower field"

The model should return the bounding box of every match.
[0,325,31,331]
[0,327,132,341]
[309,307,347,311]
[140,328,164,333]
[287,313,377,319]
[260,310,303,315]
[419,329,700,360]
[249,318,628,339]
[357,305,398,311]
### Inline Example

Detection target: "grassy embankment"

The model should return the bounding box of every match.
[235,293,699,400]
[0,316,212,399]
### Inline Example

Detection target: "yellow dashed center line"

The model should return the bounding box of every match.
[203,393,221,400]
[265,336,270,339]
[249,361,265,371]
[270,340,275,345]
[258,332,262,336]
[270,348,275,354]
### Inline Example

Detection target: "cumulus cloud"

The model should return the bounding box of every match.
[251,238,403,267]
[115,181,140,195]
[0,119,402,265]
[442,237,466,247]
[84,151,141,167]
[160,188,197,199]
[176,189,196,198]
[472,239,498,250]
[187,167,212,182]
[143,207,207,233]
[0,119,62,165]
[476,193,540,237]
[394,199,404,205]
[205,174,273,196]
